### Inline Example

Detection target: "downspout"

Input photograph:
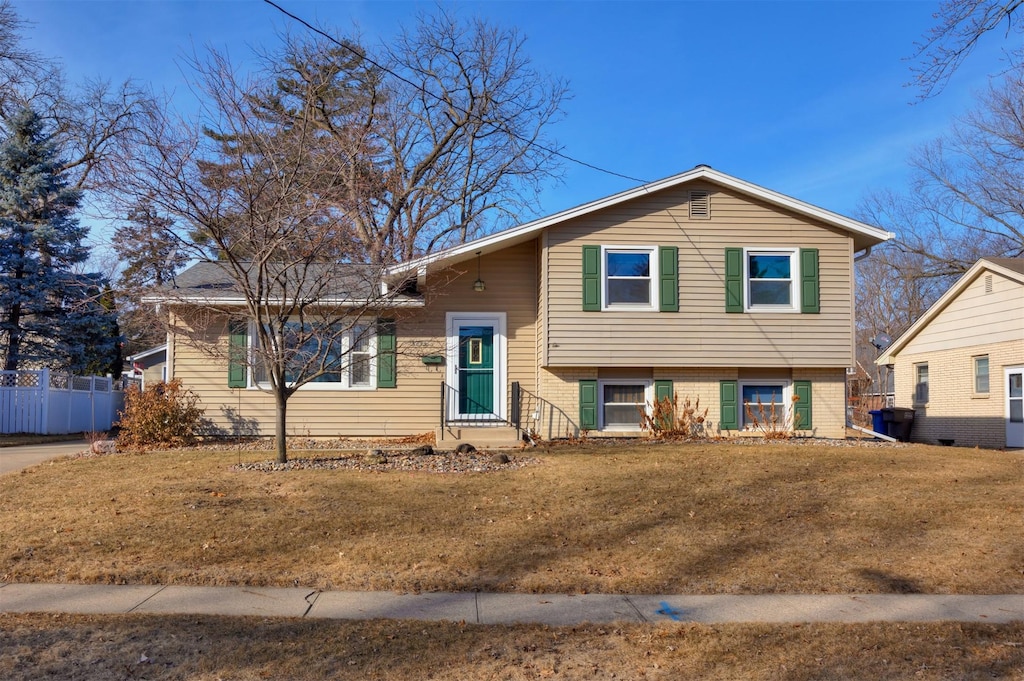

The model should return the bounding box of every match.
[847,421,897,442]
[849,243,888,439]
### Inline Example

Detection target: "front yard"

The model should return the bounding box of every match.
[2,440,1021,594]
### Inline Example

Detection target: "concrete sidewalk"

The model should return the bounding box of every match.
[2,583,1020,625]
[0,441,88,475]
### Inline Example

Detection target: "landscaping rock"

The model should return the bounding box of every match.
[454,443,477,454]
[363,449,387,465]
[91,439,117,454]
[409,445,434,456]
[233,450,537,474]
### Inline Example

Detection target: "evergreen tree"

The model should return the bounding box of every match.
[0,106,87,371]
[53,274,122,376]
[115,203,185,353]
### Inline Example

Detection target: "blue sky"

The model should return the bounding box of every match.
[11,0,1013,253]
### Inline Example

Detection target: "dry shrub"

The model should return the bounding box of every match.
[744,393,801,439]
[116,380,205,450]
[640,395,709,439]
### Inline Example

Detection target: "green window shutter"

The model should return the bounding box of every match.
[725,248,743,313]
[793,380,812,430]
[654,379,674,403]
[654,380,675,430]
[582,245,601,311]
[228,320,247,388]
[659,246,679,312]
[377,319,397,389]
[800,248,820,314]
[720,380,738,430]
[579,379,598,430]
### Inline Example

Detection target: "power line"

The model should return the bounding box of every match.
[261,0,651,185]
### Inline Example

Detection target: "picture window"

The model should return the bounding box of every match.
[251,321,376,390]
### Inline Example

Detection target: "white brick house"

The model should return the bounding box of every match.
[877,258,1024,449]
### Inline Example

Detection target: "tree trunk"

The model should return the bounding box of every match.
[274,389,288,464]
[3,302,21,372]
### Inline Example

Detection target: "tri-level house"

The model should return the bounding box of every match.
[163,166,892,444]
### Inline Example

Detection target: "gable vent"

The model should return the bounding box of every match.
[985,274,993,293]
[689,190,710,219]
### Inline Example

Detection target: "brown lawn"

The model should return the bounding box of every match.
[2,613,1022,681]
[1,441,1021,594]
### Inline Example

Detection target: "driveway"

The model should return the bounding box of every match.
[0,441,89,475]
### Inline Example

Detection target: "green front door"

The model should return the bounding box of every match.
[458,325,494,415]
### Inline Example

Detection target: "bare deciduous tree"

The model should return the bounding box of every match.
[912,0,1023,98]
[862,59,1023,279]
[256,10,568,261]
[0,0,159,196]
[124,50,402,463]
[856,57,1023,400]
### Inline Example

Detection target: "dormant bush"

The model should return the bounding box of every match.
[117,380,205,450]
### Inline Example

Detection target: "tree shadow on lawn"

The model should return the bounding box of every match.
[855,569,923,594]
[445,455,978,595]
[455,465,830,594]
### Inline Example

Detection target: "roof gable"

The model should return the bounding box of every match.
[876,258,1024,364]
[392,165,894,275]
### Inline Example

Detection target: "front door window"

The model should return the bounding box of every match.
[1008,368,1024,448]
[458,325,494,415]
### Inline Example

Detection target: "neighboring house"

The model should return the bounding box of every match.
[162,165,892,442]
[124,344,167,390]
[876,258,1024,449]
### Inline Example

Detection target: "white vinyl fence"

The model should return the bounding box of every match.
[0,369,125,435]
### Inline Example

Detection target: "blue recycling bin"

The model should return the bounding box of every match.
[868,409,885,435]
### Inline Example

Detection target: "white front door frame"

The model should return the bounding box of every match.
[445,312,507,422]
[1006,365,1024,448]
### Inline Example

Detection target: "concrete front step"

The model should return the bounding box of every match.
[436,425,522,448]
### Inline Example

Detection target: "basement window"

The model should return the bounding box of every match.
[600,380,652,430]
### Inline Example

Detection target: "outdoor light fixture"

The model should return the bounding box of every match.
[473,251,486,291]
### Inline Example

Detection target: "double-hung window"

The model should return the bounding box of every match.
[914,363,929,404]
[974,355,989,395]
[603,247,657,310]
[745,249,798,311]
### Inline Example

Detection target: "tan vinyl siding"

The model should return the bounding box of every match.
[170,242,539,438]
[901,272,1024,355]
[544,183,855,368]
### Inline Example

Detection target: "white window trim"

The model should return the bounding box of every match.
[743,247,800,313]
[597,379,653,431]
[248,320,377,391]
[739,379,792,431]
[601,245,658,311]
